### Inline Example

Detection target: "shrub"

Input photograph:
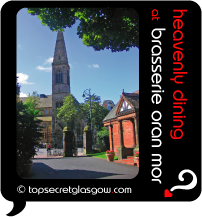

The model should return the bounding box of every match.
[17,101,42,171]
[97,127,109,151]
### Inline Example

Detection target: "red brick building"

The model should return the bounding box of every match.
[103,91,139,163]
[102,100,115,111]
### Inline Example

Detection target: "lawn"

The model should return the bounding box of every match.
[87,152,118,160]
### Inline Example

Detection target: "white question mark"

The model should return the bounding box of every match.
[170,169,197,192]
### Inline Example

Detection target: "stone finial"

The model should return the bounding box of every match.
[63,126,69,132]
[83,125,90,132]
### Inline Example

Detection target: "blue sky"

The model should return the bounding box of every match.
[17,8,139,105]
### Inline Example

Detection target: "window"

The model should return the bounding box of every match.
[120,100,132,113]
[56,71,63,83]
[56,102,60,108]
[42,124,47,128]
[61,73,63,83]
[49,109,51,114]
[46,109,48,114]
[56,101,63,108]
[107,101,111,111]
[67,75,70,85]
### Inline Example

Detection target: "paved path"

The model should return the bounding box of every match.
[34,148,63,159]
[26,149,139,179]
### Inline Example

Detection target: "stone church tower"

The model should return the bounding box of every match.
[52,31,70,147]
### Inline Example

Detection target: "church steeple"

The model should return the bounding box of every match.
[52,30,71,148]
[52,30,70,95]
[52,30,70,107]
[52,31,68,66]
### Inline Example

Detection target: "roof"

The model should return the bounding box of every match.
[39,95,52,107]
[103,99,120,122]
[103,91,139,122]
[52,31,68,66]
[20,95,52,108]
[123,92,139,109]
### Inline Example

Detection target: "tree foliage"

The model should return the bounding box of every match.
[97,127,110,151]
[56,94,81,130]
[55,92,109,133]
[97,126,109,139]
[23,91,42,116]
[27,8,139,52]
[17,101,43,167]
[17,89,43,175]
[81,94,109,132]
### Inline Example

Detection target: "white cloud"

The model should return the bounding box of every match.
[17,73,34,84]
[36,57,53,72]
[36,66,52,72]
[88,64,99,68]
[93,64,99,68]
[69,63,73,68]
[20,92,28,97]
[44,57,53,65]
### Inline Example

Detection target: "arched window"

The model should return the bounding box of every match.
[56,71,63,83]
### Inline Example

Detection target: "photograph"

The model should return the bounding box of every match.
[16,7,139,179]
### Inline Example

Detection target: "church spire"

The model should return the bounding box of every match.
[52,31,68,65]
[52,30,70,149]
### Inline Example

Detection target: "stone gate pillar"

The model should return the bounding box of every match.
[83,126,93,155]
[63,127,74,157]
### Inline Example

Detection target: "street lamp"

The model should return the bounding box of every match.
[82,88,93,132]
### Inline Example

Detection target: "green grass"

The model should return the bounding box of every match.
[87,152,118,160]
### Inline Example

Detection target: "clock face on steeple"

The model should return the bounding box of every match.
[120,100,132,113]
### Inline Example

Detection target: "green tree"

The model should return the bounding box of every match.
[17,89,43,175]
[82,94,109,132]
[17,100,43,175]
[56,94,81,130]
[27,8,139,52]
[23,91,42,117]
[97,127,110,151]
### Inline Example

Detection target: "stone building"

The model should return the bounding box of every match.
[51,30,71,147]
[20,31,84,148]
[102,100,115,111]
[103,90,139,165]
